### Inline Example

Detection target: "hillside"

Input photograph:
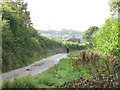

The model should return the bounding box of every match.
[2,2,85,72]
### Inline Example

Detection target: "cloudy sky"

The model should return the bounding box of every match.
[25,0,111,31]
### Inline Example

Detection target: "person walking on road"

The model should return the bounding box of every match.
[66,47,69,53]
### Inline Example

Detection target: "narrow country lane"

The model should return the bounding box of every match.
[0,53,67,83]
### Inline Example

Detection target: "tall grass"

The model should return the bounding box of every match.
[2,77,38,88]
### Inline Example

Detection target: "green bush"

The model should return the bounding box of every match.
[91,17,119,56]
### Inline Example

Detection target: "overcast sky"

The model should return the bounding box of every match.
[24,0,111,31]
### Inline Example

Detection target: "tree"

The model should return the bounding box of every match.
[109,1,120,16]
[83,26,99,42]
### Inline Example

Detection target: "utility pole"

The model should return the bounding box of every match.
[61,29,62,39]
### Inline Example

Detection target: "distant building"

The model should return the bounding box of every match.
[80,40,89,44]
[67,38,81,43]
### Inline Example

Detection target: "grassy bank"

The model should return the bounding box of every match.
[2,47,65,73]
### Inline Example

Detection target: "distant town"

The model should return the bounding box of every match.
[38,29,87,43]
